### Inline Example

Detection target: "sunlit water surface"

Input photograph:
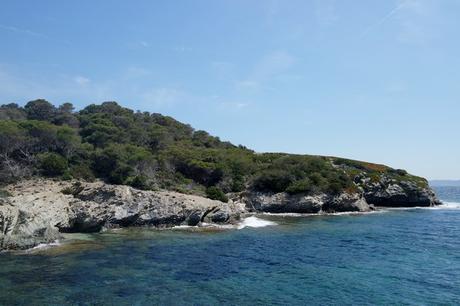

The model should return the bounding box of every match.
[0,187,459,305]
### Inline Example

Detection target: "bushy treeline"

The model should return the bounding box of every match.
[1,99,401,200]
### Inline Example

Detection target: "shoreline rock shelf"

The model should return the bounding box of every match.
[0,178,440,251]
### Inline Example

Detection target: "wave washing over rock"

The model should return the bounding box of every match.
[385,201,460,211]
[439,201,460,209]
[237,216,277,229]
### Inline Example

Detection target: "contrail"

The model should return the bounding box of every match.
[0,24,70,45]
[0,24,48,38]
[360,0,408,37]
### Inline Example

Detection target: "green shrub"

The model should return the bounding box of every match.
[38,153,68,176]
[69,164,95,181]
[61,181,84,196]
[253,169,294,193]
[0,189,12,198]
[231,176,245,192]
[328,182,343,194]
[127,175,149,190]
[286,178,312,194]
[61,171,72,181]
[393,169,408,176]
[109,165,133,184]
[206,186,228,203]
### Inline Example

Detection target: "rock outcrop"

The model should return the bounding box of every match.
[0,175,441,250]
[239,191,370,213]
[0,179,246,250]
[356,175,440,207]
[238,175,440,213]
[0,203,60,250]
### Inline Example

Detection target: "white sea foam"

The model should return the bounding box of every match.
[385,201,460,211]
[434,201,460,209]
[172,216,277,230]
[262,212,315,217]
[27,240,61,252]
[237,216,277,229]
[172,224,194,229]
[316,210,387,216]
[262,210,387,218]
[205,223,236,229]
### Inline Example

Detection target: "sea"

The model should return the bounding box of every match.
[1,186,459,305]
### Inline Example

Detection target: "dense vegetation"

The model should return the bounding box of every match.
[0,100,428,201]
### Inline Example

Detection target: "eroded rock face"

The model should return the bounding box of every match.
[65,182,245,230]
[240,191,370,213]
[0,174,441,251]
[0,179,246,250]
[358,176,440,207]
[322,192,370,212]
[0,203,60,250]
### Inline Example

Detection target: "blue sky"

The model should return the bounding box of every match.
[0,0,459,179]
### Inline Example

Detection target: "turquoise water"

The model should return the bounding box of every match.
[1,187,460,305]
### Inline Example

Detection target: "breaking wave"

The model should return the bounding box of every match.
[262,210,387,217]
[385,201,460,211]
[436,201,460,209]
[237,216,277,229]
[26,241,61,252]
[173,216,277,230]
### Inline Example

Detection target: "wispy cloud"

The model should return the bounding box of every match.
[315,0,338,26]
[265,0,280,23]
[237,50,296,91]
[219,101,250,111]
[0,24,48,39]
[74,76,90,86]
[211,61,235,79]
[235,80,259,90]
[140,88,185,108]
[172,46,193,52]
[360,0,434,44]
[386,79,407,93]
[360,1,408,37]
[0,66,111,105]
[256,51,296,77]
[396,0,432,44]
[124,66,152,79]
[0,23,69,45]
[0,65,240,112]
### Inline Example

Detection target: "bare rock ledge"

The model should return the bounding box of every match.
[0,177,440,251]
[0,179,246,250]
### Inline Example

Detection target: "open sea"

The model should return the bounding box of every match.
[1,186,460,305]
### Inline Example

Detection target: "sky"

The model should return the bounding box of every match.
[0,0,459,179]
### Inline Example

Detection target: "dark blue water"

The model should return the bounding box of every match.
[1,187,459,305]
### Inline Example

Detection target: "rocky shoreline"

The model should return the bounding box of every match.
[0,178,440,251]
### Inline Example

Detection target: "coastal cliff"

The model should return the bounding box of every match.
[0,101,441,250]
[240,191,369,213]
[1,175,439,250]
[359,175,440,207]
